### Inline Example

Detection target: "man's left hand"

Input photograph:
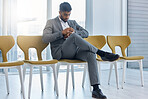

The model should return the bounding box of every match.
[64,27,75,39]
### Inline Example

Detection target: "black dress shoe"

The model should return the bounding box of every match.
[92,89,107,99]
[101,52,119,62]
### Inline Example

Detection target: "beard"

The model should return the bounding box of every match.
[60,15,68,22]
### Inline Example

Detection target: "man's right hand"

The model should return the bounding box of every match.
[62,28,74,38]
[62,28,73,35]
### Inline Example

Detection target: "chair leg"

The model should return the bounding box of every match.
[40,66,44,91]
[21,64,27,93]
[28,66,33,98]
[56,63,60,77]
[114,62,119,89]
[122,61,126,89]
[108,63,113,85]
[23,64,27,82]
[71,65,75,89]
[139,60,144,87]
[65,64,70,95]
[82,64,87,87]
[17,66,25,99]
[52,64,59,96]
[54,63,60,91]
[123,61,127,83]
[4,68,9,94]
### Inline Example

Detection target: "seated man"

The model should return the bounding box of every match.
[42,2,119,99]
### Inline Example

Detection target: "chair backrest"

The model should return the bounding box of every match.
[107,36,131,57]
[84,35,106,58]
[0,36,15,62]
[17,36,49,60]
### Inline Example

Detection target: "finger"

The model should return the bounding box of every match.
[66,30,70,33]
[69,31,73,34]
[70,27,74,31]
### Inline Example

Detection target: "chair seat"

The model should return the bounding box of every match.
[59,59,86,63]
[96,57,103,61]
[24,59,58,65]
[120,56,144,60]
[0,61,24,67]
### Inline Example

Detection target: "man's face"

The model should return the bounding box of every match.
[59,11,71,22]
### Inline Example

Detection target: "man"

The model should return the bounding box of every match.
[42,2,119,99]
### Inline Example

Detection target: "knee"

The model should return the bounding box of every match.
[86,52,96,59]
[70,33,81,38]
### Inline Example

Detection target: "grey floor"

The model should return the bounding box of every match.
[0,68,148,99]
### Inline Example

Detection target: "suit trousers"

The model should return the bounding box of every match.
[61,33,100,85]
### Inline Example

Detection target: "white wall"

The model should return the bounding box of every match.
[93,0,122,36]
[93,0,127,69]
[93,0,122,52]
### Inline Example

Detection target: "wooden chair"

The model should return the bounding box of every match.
[107,36,144,88]
[0,36,25,99]
[17,36,59,98]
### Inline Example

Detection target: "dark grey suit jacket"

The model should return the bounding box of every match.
[42,16,89,60]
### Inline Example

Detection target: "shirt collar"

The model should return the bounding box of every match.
[59,16,64,23]
[58,16,69,23]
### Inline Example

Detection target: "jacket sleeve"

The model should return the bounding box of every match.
[74,20,89,38]
[42,20,63,43]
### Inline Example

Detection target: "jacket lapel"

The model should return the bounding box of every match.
[55,16,63,31]
[67,20,72,27]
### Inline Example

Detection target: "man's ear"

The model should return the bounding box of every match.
[59,11,61,15]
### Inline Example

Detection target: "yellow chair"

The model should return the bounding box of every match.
[107,36,144,88]
[0,36,25,99]
[17,36,59,98]
[57,36,101,95]
[57,36,105,95]
[83,35,120,89]
[57,36,112,95]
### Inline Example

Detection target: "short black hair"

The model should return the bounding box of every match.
[60,2,72,12]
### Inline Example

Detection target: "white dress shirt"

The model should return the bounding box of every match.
[58,16,70,30]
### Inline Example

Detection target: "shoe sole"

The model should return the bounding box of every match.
[109,55,119,62]
[102,55,119,62]
[92,94,107,99]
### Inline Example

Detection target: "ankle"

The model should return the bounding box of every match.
[97,49,105,57]
[92,84,100,91]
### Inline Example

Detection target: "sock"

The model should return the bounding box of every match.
[92,84,100,91]
[96,49,105,57]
